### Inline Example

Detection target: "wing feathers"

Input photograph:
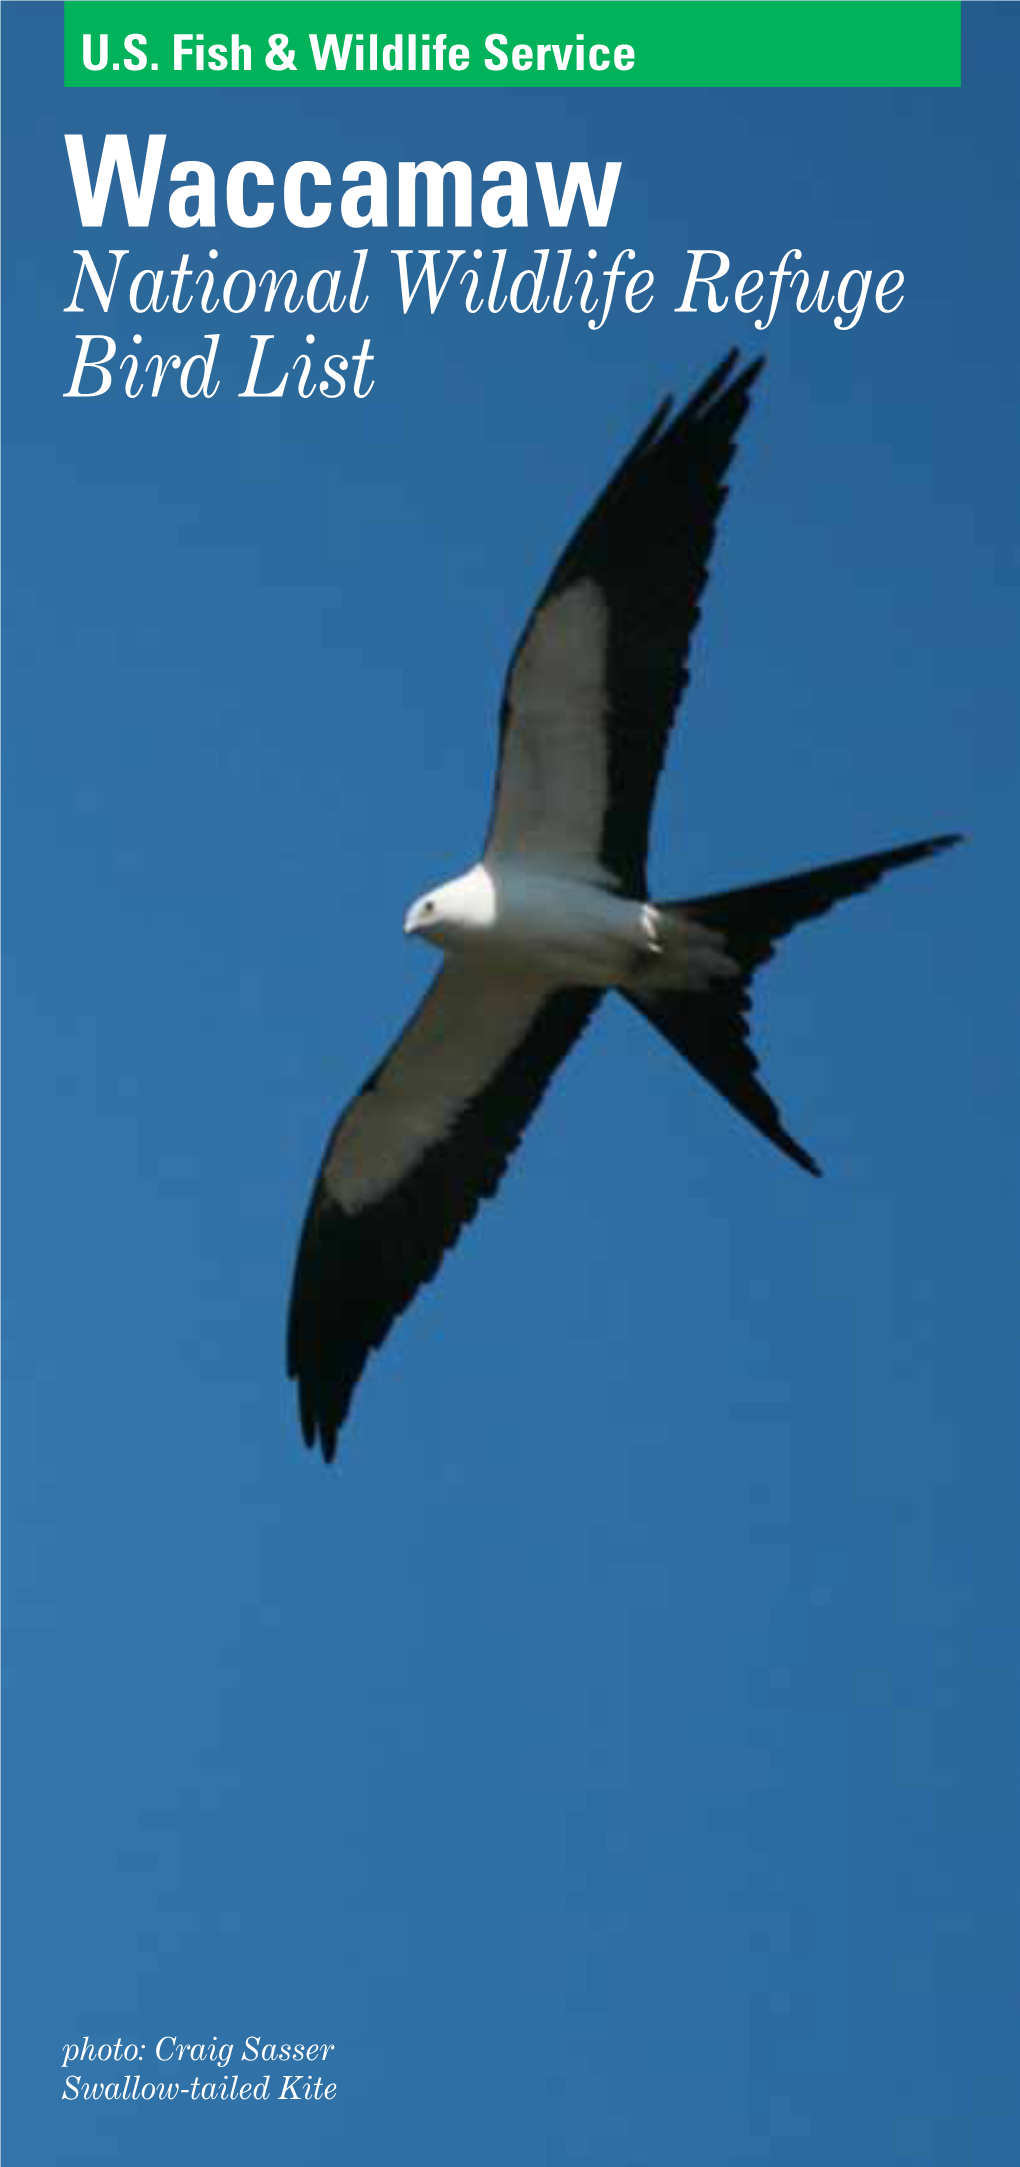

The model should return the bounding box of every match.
[287,964,599,1458]
[486,351,764,893]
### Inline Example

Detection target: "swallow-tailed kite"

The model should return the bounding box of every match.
[287,351,959,1458]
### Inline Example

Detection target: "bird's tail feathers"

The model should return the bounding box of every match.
[626,834,962,1176]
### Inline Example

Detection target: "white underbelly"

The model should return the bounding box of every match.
[427,858,737,994]
[484,863,651,986]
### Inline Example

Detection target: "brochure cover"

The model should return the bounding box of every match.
[4,4,1017,2162]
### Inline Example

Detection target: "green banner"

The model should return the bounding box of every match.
[64,4,961,90]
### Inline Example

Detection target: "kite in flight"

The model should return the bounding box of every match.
[287,351,958,1459]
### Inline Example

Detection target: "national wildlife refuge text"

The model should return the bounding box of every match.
[62,135,908,401]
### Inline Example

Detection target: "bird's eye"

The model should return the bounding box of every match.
[423,900,435,916]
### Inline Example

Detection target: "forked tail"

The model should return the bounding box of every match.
[625,835,962,1175]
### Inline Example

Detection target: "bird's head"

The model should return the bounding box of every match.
[404,866,495,949]
[403,890,444,944]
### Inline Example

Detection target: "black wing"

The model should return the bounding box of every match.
[486,351,764,895]
[287,961,599,1459]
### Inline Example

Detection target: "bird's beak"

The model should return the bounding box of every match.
[403,905,418,937]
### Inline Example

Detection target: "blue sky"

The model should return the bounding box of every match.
[3,6,1018,2163]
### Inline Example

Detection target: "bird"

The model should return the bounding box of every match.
[286,350,960,1460]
